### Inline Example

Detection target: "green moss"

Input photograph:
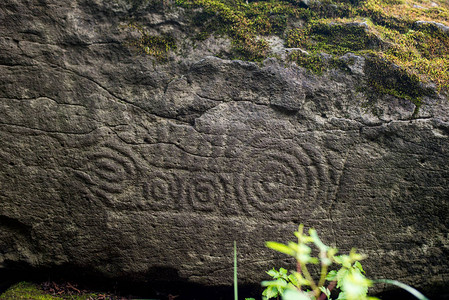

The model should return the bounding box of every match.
[309,0,357,19]
[291,20,382,55]
[289,51,326,74]
[289,51,351,74]
[0,282,100,300]
[364,55,435,116]
[1,282,62,300]
[374,20,449,92]
[176,0,313,60]
[125,0,449,100]
[357,2,411,32]
[125,23,177,61]
[191,11,220,41]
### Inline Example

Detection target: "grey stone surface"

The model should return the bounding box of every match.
[1,0,449,292]
[415,20,449,33]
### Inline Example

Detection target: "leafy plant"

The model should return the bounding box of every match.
[262,224,429,300]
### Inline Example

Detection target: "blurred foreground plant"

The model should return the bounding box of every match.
[262,224,429,300]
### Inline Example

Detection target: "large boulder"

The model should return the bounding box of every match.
[1,0,448,295]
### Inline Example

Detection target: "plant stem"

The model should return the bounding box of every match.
[301,263,319,297]
[296,260,302,290]
[234,241,238,300]
[318,264,328,288]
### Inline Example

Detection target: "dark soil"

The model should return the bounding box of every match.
[1,264,448,300]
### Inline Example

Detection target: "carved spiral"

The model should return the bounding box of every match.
[244,144,329,214]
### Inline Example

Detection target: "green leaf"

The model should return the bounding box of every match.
[309,228,329,252]
[267,268,279,278]
[334,255,351,268]
[349,248,366,262]
[279,267,289,280]
[294,224,305,240]
[266,241,296,257]
[287,282,298,290]
[298,255,319,264]
[353,261,365,274]
[262,279,287,288]
[297,243,312,255]
[295,243,318,264]
[288,273,300,287]
[326,270,337,281]
[282,288,312,300]
[336,291,346,300]
[335,250,366,269]
[309,257,320,264]
[262,280,275,288]
[277,278,289,287]
[328,247,339,258]
[340,269,371,300]
[266,268,290,280]
[262,285,279,299]
[335,268,349,288]
[319,286,331,299]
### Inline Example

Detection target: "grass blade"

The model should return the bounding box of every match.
[234,241,238,300]
[374,279,429,300]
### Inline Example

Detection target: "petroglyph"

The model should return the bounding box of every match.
[68,124,339,219]
[241,140,332,218]
[143,171,180,211]
[73,142,142,206]
[186,173,226,212]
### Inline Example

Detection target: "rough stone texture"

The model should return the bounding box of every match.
[1,0,449,293]
[415,20,449,34]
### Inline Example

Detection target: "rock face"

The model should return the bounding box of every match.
[1,0,449,294]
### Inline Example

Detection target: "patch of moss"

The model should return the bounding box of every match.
[142,0,449,100]
[288,51,351,74]
[309,0,357,19]
[1,282,61,300]
[190,10,220,41]
[372,20,449,91]
[357,0,412,32]
[0,282,102,300]
[289,20,383,55]
[289,51,326,74]
[125,22,177,61]
[176,0,313,60]
[364,55,435,116]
